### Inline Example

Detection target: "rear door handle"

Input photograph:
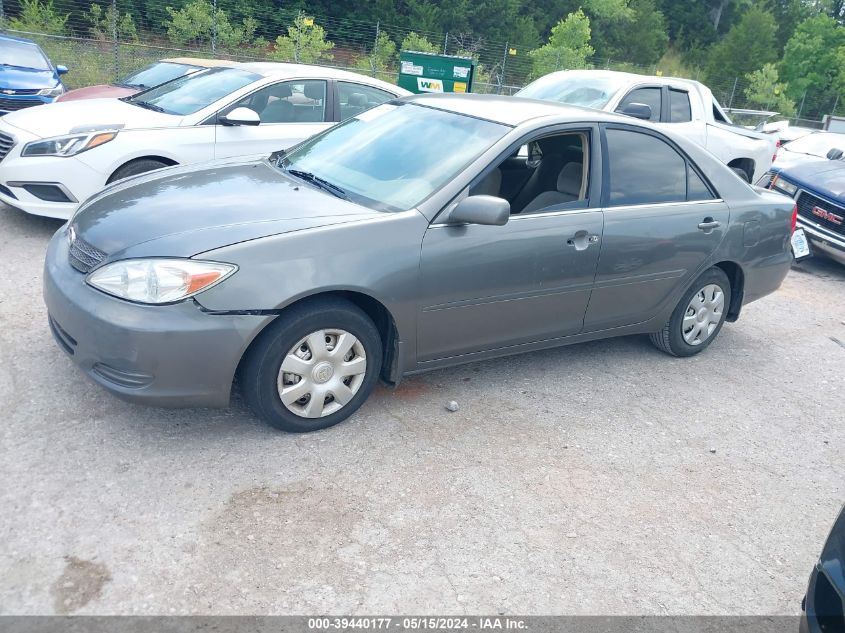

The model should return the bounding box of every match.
[697,218,721,232]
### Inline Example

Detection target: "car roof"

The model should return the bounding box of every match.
[402,92,647,127]
[236,62,411,94]
[0,33,41,46]
[160,57,243,68]
[530,68,706,91]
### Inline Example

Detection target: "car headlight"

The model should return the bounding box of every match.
[86,259,237,304]
[38,84,65,98]
[772,175,798,196]
[22,131,118,157]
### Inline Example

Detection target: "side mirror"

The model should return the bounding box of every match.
[220,107,261,126]
[826,148,843,160]
[617,102,652,120]
[449,195,510,226]
[56,65,69,75]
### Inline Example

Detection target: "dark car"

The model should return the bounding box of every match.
[768,160,845,266]
[0,34,67,114]
[44,94,796,432]
[801,506,845,633]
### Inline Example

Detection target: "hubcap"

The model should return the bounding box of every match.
[682,283,725,346]
[277,329,367,419]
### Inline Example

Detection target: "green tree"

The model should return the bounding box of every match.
[86,3,138,41]
[354,31,397,80]
[400,32,439,53]
[7,0,68,35]
[165,0,260,50]
[528,9,594,79]
[704,6,777,86]
[271,14,334,64]
[780,14,845,100]
[744,63,796,116]
[591,0,668,65]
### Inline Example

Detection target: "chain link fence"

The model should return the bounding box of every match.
[0,0,839,124]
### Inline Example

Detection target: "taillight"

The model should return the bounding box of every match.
[790,204,797,234]
[773,140,780,163]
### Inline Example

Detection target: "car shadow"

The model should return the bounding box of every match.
[2,202,65,239]
[791,256,845,281]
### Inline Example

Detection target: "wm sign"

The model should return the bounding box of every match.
[417,78,444,93]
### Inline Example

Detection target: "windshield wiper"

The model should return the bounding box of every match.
[287,168,347,199]
[130,99,167,113]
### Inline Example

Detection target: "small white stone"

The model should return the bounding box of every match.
[446,401,459,412]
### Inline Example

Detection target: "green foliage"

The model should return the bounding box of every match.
[704,6,777,86]
[528,9,594,80]
[591,0,668,65]
[582,0,633,20]
[353,31,396,81]
[400,32,439,54]
[271,14,334,64]
[165,0,261,51]
[86,3,138,41]
[780,14,845,100]
[744,63,796,116]
[7,0,68,36]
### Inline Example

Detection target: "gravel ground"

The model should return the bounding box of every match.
[0,203,843,616]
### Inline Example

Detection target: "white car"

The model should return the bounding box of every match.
[516,70,777,184]
[0,62,410,219]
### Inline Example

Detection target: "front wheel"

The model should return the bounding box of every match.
[650,267,731,357]
[240,299,382,432]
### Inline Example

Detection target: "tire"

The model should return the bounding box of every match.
[240,299,382,433]
[650,267,731,357]
[731,166,751,183]
[107,158,171,184]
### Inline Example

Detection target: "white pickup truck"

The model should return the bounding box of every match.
[516,69,776,183]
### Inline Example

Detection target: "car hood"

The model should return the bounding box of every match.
[0,66,58,90]
[779,159,845,202]
[57,84,137,102]
[70,159,383,260]
[1,97,177,137]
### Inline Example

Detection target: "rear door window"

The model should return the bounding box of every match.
[338,82,396,121]
[669,89,692,123]
[605,128,687,205]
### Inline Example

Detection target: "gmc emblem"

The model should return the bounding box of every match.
[812,205,843,225]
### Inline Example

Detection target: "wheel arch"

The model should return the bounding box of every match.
[713,260,745,322]
[237,289,402,386]
[727,157,754,182]
[106,155,179,184]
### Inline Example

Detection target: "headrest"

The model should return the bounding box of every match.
[348,93,368,106]
[273,83,293,98]
[557,162,583,196]
[303,82,324,100]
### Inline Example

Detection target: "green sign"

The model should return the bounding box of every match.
[398,50,475,94]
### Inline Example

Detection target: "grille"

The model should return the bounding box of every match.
[797,191,845,236]
[0,131,15,162]
[0,97,41,112]
[68,233,106,273]
[0,88,40,95]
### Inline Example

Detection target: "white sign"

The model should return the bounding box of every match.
[453,66,470,79]
[401,61,424,76]
[417,77,444,93]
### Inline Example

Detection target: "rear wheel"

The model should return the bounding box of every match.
[650,267,731,357]
[108,158,171,184]
[240,299,382,432]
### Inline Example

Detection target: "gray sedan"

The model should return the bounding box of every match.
[44,94,796,432]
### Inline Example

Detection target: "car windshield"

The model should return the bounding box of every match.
[119,61,198,89]
[0,39,51,71]
[516,74,627,109]
[783,132,845,157]
[279,103,510,212]
[126,67,261,116]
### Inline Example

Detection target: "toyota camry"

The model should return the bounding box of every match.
[44,94,796,432]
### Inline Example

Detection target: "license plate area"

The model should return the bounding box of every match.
[791,228,811,259]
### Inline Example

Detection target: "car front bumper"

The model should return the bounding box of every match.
[0,119,103,219]
[43,228,275,407]
[797,218,845,266]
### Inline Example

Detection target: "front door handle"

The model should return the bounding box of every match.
[566,230,600,250]
[697,217,721,233]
